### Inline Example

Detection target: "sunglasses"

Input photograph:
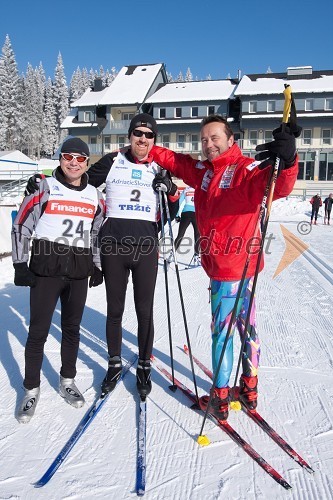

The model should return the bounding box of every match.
[61,153,89,163]
[132,129,155,139]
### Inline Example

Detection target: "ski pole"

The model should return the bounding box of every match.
[197,85,293,445]
[158,186,176,391]
[161,185,199,403]
[230,85,295,402]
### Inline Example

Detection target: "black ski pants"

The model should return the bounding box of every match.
[101,244,158,361]
[311,207,319,221]
[24,276,88,390]
[174,211,200,255]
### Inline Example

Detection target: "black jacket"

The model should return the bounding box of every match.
[88,150,179,246]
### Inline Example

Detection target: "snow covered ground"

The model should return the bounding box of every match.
[0,197,332,499]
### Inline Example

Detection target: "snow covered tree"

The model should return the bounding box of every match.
[0,58,6,149]
[42,77,58,157]
[185,67,193,82]
[176,71,184,82]
[166,71,173,82]
[0,35,23,150]
[70,67,83,101]
[54,52,69,145]
[22,63,45,158]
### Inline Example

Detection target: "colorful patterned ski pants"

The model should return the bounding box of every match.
[210,278,260,388]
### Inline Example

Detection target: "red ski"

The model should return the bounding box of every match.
[151,355,292,490]
[183,345,314,474]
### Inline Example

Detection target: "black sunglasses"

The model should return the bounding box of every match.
[132,129,155,139]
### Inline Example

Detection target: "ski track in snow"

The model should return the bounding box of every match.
[0,200,333,499]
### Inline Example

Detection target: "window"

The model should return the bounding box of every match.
[298,152,315,180]
[305,99,313,111]
[267,101,275,112]
[89,136,97,154]
[177,134,185,149]
[208,106,215,115]
[249,130,258,146]
[191,134,199,151]
[249,101,257,113]
[104,135,111,150]
[322,129,332,145]
[84,111,93,122]
[122,112,135,121]
[175,107,182,118]
[264,130,273,142]
[325,98,333,111]
[191,106,199,117]
[302,129,312,145]
[159,108,166,119]
[161,134,169,148]
[319,152,333,180]
[118,136,126,148]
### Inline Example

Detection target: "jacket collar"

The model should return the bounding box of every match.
[208,143,243,173]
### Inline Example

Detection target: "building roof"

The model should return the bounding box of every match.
[0,150,37,165]
[146,79,236,103]
[235,72,333,96]
[71,63,166,107]
[61,108,98,129]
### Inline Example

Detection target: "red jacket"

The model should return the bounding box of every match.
[151,143,298,281]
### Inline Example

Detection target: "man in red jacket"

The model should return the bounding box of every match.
[151,115,299,420]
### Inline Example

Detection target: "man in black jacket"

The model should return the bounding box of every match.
[85,114,179,397]
[12,138,105,423]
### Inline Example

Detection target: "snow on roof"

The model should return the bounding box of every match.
[71,64,165,108]
[146,80,236,103]
[60,108,98,129]
[235,74,333,96]
[70,87,109,107]
[0,150,37,164]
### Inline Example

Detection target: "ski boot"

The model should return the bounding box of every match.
[193,253,201,266]
[59,376,85,408]
[199,387,229,421]
[17,387,40,424]
[136,359,152,399]
[101,356,122,394]
[239,375,258,411]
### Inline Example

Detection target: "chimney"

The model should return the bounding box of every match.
[94,78,104,92]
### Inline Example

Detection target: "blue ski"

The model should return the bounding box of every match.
[34,354,137,488]
[136,398,147,496]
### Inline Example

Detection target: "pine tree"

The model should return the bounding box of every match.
[176,71,184,82]
[42,77,58,157]
[0,58,6,149]
[22,63,45,158]
[185,67,193,82]
[54,52,69,145]
[0,35,23,150]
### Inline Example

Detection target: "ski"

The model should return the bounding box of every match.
[34,354,138,488]
[151,355,291,490]
[183,345,314,473]
[136,398,147,496]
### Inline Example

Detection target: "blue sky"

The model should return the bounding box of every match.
[1,0,332,81]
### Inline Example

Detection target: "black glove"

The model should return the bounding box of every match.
[152,174,177,195]
[13,263,37,287]
[25,174,44,196]
[89,266,103,288]
[175,216,181,223]
[255,124,302,171]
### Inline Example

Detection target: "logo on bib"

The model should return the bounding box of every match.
[132,169,142,180]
